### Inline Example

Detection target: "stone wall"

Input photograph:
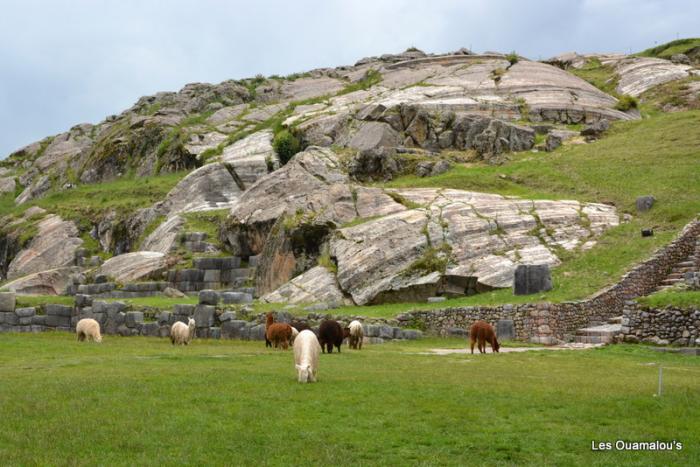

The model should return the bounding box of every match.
[397,219,700,342]
[621,302,700,346]
[0,291,421,343]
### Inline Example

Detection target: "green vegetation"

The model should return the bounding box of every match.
[381,111,700,304]
[0,172,185,223]
[637,37,700,59]
[506,51,519,65]
[15,295,75,308]
[0,334,698,465]
[569,57,619,95]
[641,76,700,113]
[405,243,452,275]
[104,295,199,310]
[317,247,337,274]
[272,129,302,164]
[615,94,639,111]
[337,69,383,95]
[181,209,229,244]
[638,290,700,308]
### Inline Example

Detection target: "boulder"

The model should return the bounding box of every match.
[513,264,552,295]
[347,122,401,151]
[0,267,81,295]
[221,292,253,304]
[347,148,401,181]
[194,305,215,328]
[98,252,167,283]
[199,289,220,305]
[0,177,16,195]
[7,215,83,280]
[0,292,16,312]
[163,287,186,298]
[636,195,655,212]
[670,54,690,65]
[580,119,609,138]
[615,57,695,97]
[261,266,349,306]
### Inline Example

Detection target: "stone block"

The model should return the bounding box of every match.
[141,322,159,337]
[378,325,394,339]
[401,329,422,340]
[447,327,467,337]
[221,292,253,304]
[74,294,93,308]
[15,307,36,318]
[203,270,221,283]
[0,292,16,312]
[199,289,220,305]
[496,319,515,340]
[249,324,266,341]
[248,255,260,267]
[513,264,552,295]
[221,320,247,339]
[194,305,215,328]
[1,312,18,325]
[158,325,171,338]
[31,315,47,326]
[210,327,221,339]
[365,324,380,338]
[30,325,46,333]
[126,312,144,328]
[45,304,73,317]
[46,315,71,327]
[219,311,236,322]
[157,311,172,325]
[173,304,195,316]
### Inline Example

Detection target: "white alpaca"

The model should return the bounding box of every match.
[348,320,364,350]
[293,330,321,383]
[170,318,196,345]
[76,318,102,343]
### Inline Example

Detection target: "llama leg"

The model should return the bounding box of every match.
[470,338,475,354]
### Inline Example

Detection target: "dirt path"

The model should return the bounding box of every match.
[425,343,604,355]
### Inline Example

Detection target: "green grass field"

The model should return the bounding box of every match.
[0,333,698,466]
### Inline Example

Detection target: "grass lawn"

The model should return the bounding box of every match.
[0,335,698,466]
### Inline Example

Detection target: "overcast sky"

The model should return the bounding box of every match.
[0,0,697,157]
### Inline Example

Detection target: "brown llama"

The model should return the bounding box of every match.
[267,323,293,350]
[469,320,500,354]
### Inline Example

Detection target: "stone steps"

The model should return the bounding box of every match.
[574,323,622,344]
[653,237,700,292]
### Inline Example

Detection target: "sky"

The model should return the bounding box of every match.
[0,0,698,157]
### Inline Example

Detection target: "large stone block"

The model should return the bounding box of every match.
[141,322,159,337]
[513,264,552,295]
[194,305,215,328]
[157,311,172,325]
[199,289,220,305]
[15,307,36,318]
[173,304,195,316]
[126,312,144,328]
[378,325,394,339]
[210,327,221,339]
[221,292,253,304]
[0,292,16,312]
[249,324,266,341]
[219,311,236,322]
[401,329,422,340]
[221,320,248,339]
[46,315,71,327]
[31,315,47,326]
[74,294,93,308]
[496,319,515,340]
[1,312,18,325]
[45,304,73,317]
[203,270,221,283]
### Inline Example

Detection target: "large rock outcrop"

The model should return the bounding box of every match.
[97,251,168,283]
[7,215,83,280]
[261,266,349,306]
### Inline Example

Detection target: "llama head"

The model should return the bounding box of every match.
[493,338,500,353]
[187,318,195,328]
[295,364,312,383]
[95,334,103,343]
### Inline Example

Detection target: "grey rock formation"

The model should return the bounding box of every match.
[0,267,81,295]
[98,252,167,283]
[0,292,16,312]
[614,57,697,97]
[221,130,279,187]
[140,215,185,254]
[158,162,241,215]
[0,177,16,195]
[7,215,83,280]
[261,266,348,306]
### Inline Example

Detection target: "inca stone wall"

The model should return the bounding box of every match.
[0,291,421,343]
[621,302,700,346]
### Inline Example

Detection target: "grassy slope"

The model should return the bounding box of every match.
[638,290,700,308]
[0,334,697,466]
[374,111,700,310]
[637,38,700,59]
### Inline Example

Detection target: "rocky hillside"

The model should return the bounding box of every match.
[1,42,698,307]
